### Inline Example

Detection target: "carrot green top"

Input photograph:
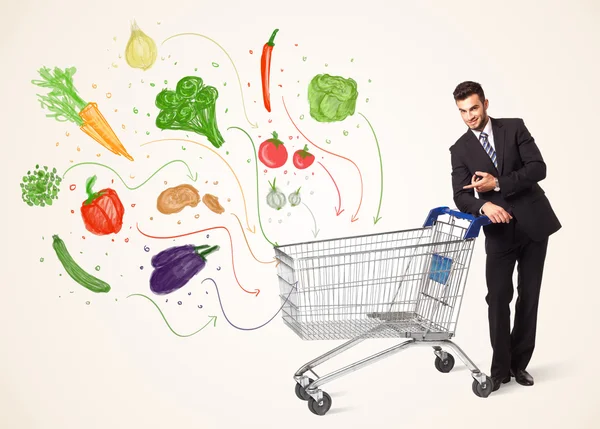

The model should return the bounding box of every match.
[32,66,88,126]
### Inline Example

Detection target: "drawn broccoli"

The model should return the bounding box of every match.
[155,76,225,148]
[307,74,359,123]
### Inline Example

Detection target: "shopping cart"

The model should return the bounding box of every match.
[274,207,493,415]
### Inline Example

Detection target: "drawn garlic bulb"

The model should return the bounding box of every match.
[267,178,286,211]
[288,187,302,207]
[125,20,157,71]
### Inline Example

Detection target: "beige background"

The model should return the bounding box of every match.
[1,0,598,427]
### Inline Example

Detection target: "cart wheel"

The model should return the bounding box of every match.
[294,378,314,401]
[434,354,455,373]
[472,377,494,398]
[308,392,332,416]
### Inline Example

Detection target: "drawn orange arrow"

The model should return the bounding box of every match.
[230,213,277,265]
[140,138,256,233]
[136,223,260,296]
[282,97,363,222]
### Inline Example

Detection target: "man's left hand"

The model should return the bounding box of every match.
[463,171,497,193]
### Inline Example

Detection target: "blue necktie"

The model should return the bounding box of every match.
[480,132,497,168]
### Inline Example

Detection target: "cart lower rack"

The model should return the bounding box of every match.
[274,207,493,415]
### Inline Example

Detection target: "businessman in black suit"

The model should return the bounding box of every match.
[449,81,561,393]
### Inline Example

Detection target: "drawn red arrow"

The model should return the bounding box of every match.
[136,223,260,296]
[317,162,344,216]
[282,96,363,222]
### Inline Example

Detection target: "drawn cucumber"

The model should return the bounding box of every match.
[52,234,111,293]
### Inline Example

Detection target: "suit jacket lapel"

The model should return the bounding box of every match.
[464,126,498,174]
[490,117,505,175]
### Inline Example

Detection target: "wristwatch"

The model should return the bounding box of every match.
[494,178,500,192]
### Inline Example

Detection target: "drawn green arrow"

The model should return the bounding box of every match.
[162,33,258,129]
[62,160,198,190]
[358,112,384,224]
[127,293,217,337]
[227,126,278,247]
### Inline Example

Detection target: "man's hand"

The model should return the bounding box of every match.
[481,202,513,223]
[463,171,497,193]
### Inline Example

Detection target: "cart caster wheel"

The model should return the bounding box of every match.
[308,392,332,416]
[295,378,314,401]
[472,377,494,398]
[435,354,455,373]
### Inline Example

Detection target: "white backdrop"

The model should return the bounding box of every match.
[1,0,598,428]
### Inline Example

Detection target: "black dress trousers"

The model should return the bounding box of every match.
[484,217,549,378]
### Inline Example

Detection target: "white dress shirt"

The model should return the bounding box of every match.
[471,116,495,152]
[470,117,499,215]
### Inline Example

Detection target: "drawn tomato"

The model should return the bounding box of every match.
[258,131,288,168]
[292,144,315,169]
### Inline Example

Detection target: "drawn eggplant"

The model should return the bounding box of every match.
[149,244,219,295]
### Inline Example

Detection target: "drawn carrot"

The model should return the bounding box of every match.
[261,29,279,112]
[32,66,134,161]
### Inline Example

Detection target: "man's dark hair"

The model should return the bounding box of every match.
[453,81,485,103]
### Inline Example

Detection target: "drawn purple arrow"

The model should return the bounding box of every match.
[201,277,297,331]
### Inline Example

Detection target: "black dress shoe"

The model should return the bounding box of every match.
[511,369,534,386]
[491,375,511,392]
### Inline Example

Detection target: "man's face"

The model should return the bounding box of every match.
[456,94,489,131]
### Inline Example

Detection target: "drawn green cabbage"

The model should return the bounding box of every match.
[308,74,358,123]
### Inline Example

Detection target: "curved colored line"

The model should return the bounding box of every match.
[201,278,296,331]
[317,162,344,215]
[230,213,276,264]
[301,202,319,237]
[126,293,216,337]
[136,223,260,296]
[227,126,278,246]
[62,160,195,190]
[282,96,363,222]
[358,112,384,224]
[161,33,258,129]
[140,138,255,233]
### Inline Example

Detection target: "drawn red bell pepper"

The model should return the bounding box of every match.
[80,175,125,236]
[261,28,279,113]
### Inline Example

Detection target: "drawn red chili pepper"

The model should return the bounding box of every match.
[80,175,125,236]
[261,28,279,113]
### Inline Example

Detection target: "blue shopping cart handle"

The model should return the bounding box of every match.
[423,207,491,239]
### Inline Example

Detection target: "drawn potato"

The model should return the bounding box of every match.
[157,184,201,214]
[202,193,225,214]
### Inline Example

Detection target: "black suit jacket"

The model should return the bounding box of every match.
[450,117,561,252]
